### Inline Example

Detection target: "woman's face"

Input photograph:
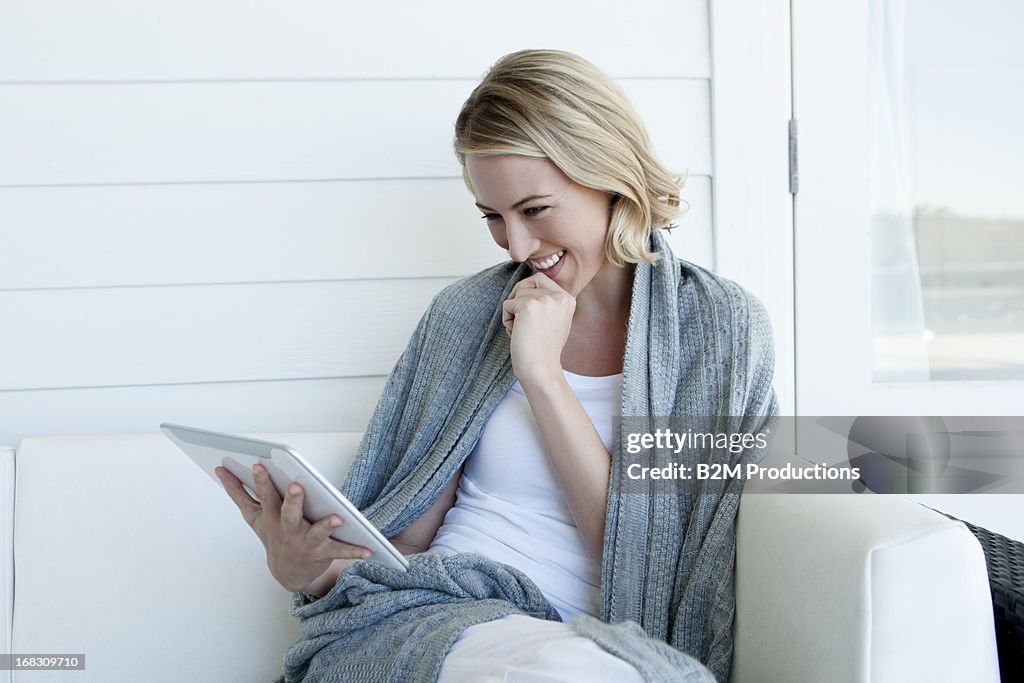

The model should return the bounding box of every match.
[465,154,614,297]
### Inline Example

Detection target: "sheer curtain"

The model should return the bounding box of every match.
[869,0,930,381]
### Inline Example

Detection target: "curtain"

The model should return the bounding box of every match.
[869,0,931,381]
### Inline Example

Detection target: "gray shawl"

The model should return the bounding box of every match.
[282,230,778,681]
[280,552,714,682]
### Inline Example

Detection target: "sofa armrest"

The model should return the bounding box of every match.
[1,446,13,683]
[12,432,362,683]
[732,494,1000,683]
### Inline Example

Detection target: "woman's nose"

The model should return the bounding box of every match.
[505,220,538,263]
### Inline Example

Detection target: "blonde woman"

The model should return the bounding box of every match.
[218,49,777,682]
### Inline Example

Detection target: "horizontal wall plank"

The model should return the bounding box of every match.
[0,279,456,391]
[0,80,710,186]
[0,0,709,82]
[0,179,499,289]
[0,376,387,446]
[0,176,713,289]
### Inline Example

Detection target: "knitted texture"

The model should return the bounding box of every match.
[279,553,560,683]
[572,613,716,683]
[285,230,778,682]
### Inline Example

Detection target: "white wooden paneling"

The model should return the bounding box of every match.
[0,80,711,186]
[709,0,795,415]
[0,377,387,445]
[0,179,499,289]
[0,0,717,443]
[0,177,714,289]
[0,0,710,82]
[0,279,456,391]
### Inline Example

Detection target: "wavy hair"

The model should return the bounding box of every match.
[454,49,687,265]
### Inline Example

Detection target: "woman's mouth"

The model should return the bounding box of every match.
[529,250,565,273]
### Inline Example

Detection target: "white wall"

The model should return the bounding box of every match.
[0,0,721,445]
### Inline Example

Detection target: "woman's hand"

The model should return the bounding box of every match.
[215,463,372,594]
[502,273,575,386]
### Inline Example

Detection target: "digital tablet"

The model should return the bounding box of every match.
[160,422,409,571]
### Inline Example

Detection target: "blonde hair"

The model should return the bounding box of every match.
[454,49,686,266]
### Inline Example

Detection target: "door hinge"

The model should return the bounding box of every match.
[789,119,799,195]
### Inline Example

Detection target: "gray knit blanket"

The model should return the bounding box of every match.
[280,230,778,682]
[278,553,713,682]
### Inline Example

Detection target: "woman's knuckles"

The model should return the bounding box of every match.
[520,294,571,312]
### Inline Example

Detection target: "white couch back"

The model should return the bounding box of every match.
[9,432,363,683]
[3,433,1001,683]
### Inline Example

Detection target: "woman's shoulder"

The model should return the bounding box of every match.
[674,257,770,322]
[649,231,768,323]
[667,256,775,363]
[666,256,777,413]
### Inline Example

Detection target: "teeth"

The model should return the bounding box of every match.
[530,250,564,271]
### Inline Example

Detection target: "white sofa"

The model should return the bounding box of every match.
[2,432,1001,682]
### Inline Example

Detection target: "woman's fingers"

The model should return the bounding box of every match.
[504,273,572,337]
[280,482,305,532]
[301,516,372,560]
[247,469,370,554]
[526,272,563,291]
[216,464,372,590]
[301,516,373,562]
[251,463,282,514]
[510,272,567,296]
[503,284,572,318]
[502,286,557,336]
[508,278,571,305]
[508,273,543,299]
[323,536,374,560]
[215,466,262,523]
[502,298,516,336]
[508,275,536,299]
[306,514,343,544]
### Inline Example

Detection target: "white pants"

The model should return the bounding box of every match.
[437,614,646,683]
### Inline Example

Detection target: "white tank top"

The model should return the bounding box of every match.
[429,369,622,622]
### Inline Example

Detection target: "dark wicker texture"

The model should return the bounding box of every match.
[942,512,1024,682]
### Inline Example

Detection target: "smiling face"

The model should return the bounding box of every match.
[466,154,615,297]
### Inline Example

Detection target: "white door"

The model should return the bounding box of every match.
[792,0,1024,538]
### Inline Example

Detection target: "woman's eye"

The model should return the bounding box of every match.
[480,213,500,223]
[524,206,548,217]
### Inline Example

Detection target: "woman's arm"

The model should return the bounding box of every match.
[502,274,613,560]
[389,464,463,554]
[518,376,611,560]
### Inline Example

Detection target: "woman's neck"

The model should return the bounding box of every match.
[560,262,634,377]
[573,261,634,323]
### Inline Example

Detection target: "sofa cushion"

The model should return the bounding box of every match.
[733,494,1000,683]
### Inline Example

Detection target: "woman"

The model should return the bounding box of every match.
[217,49,777,682]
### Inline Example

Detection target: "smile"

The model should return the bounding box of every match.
[529,250,564,271]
